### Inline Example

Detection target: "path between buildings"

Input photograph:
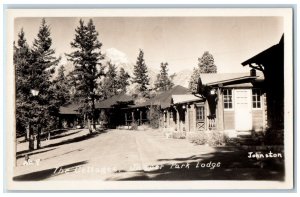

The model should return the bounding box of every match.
[13,128,284,181]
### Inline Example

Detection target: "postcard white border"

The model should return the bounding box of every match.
[5,8,294,190]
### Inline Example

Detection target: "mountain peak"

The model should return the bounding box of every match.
[104,48,130,66]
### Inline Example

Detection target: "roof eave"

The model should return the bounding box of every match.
[206,76,258,86]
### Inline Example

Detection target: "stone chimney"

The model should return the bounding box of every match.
[250,68,256,77]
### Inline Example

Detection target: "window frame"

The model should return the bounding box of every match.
[196,106,205,121]
[252,89,262,110]
[223,88,234,111]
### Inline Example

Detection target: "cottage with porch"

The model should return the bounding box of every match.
[144,85,205,132]
[95,93,149,129]
[197,71,266,134]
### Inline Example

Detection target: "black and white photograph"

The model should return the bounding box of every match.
[5,8,294,190]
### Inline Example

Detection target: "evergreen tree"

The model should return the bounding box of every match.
[198,51,217,73]
[65,70,78,101]
[30,18,60,149]
[52,65,70,107]
[14,29,32,138]
[118,67,130,93]
[154,62,174,92]
[188,67,201,93]
[189,51,217,93]
[103,61,119,99]
[132,49,150,95]
[66,19,104,132]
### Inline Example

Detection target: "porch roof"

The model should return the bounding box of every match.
[172,94,203,105]
[223,82,253,88]
[242,35,283,67]
[200,72,264,86]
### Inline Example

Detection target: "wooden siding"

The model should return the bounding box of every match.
[224,111,235,130]
[252,110,264,131]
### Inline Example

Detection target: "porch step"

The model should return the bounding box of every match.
[228,130,260,145]
[237,131,252,137]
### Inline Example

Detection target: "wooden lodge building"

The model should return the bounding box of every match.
[58,103,82,128]
[59,71,268,137]
[144,71,267,136]
[94,93,149,128]
[196,71,267,133]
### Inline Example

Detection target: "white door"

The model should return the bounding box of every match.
[234,89,252,131]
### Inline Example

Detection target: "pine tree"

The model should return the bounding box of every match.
[198,51,217,73]
[15,19,61,149]
[14,29,32,139]
[52,65,70,107]
[132,49,150,95]
[189,51,217,93]
[66,19,104,132]
[30,18,61,149]
[154,62,174,92]
[65,70,78,101]
[118,67,130,93]
[188,67,201,93]
[103,61,119,99]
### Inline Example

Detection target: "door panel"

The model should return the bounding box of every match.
[234,89,252,131]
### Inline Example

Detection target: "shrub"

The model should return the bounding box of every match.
[187,131,208,145]
[187,130,226,146]
[223,134,238,145]
[172,131,186,139]
[130,121,138,130]
[207,130,225,146]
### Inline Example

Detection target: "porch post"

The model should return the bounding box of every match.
[191,104,195,132]
[185,104,189,132]
[217,87,224,131]
[167,108,170,127]
[125,112,127,126]
[175,106,180,131]
[139,110,142,125]
[131,111,135,123]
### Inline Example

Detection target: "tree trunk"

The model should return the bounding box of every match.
[25,124,29,141]
[87,118,92,134]
[37,126,41,149]
[92,98,96,131]
[28,122,34,151]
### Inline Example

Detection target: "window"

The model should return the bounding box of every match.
[252,89,261,109]
[223,89,233,109]
[196,106,205,121]
[169,111,173,119]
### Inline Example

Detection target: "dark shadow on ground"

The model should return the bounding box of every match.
[107,147,284,181]
[17,129,69,144]
[42,148,83,161]
[13,160,88,181]
[16,148,57,159]
[43,132,101,149]
[49,130,82,140]
[17,132,101,157]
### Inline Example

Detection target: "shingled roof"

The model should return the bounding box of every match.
[59,103,81,115]
[95,93,134,109]
[143,85,189,108]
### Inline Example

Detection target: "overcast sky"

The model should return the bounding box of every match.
[14,17,283,73]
